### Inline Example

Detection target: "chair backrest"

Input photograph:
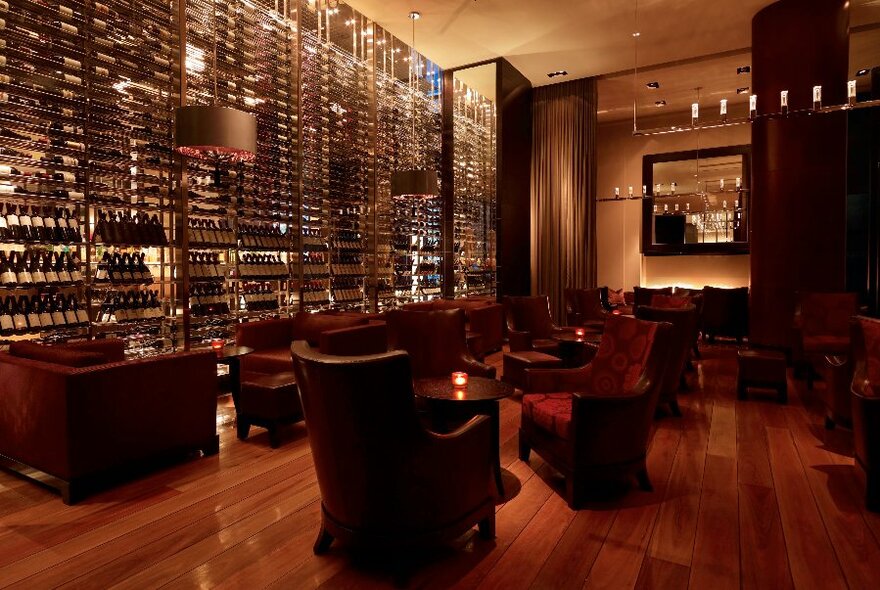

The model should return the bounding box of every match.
[798,292,858,338]
[574,288,606,321]
[505,295,555,338]
[851,316,880,395]
[635,305,699,394]
[650,294,691,309]
[633,286,672,312]
[290,341,421,529]
[585,314,662,395]
[292,311,368,345]
[385,308,474,378]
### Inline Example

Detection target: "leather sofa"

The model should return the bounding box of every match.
[0,339,218,504]
[235,311,387,375]
[402,297,504,357]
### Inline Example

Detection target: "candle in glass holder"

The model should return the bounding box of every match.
[452,372,468,387]
[575,327,585,339]
[211,339,225,352]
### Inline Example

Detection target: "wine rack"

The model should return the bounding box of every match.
[183,0,298,348]
[0,0,180,356]
[452,77,497,298]
[373,25,442,306]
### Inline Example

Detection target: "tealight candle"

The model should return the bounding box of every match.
[211,338,225,351]
[452,372,468,387]
[575,328,585,339]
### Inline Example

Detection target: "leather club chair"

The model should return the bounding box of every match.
[290,341,496,552]
[632,286,672,315]
[505,295,575,355]
[635,304,699,416]
[564,287,608,332]
[401,298,505,359]
[701,286,749,343]
[518,314,672,508]
[385,308,495,379]
[794,291,859,389]
[849,316,880,512]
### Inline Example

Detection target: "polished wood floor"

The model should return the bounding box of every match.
[2,344,880,589]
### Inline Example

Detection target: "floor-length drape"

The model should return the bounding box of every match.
[531,78,598,323]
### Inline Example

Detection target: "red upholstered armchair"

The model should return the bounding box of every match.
[794,292,858,388]
[505,295,575,355]
[290,341,496,552]
[518,314,672,508]
[850,316,880,512]
[385,309,495,379]
[564,288,608,331]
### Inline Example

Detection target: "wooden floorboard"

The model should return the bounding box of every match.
[2,344,880,589]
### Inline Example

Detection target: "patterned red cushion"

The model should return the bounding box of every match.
[586,314,657,395]
[522,393,572,439]
[860,318,880,392]
[608,288,626,305]
[650,294,691,309]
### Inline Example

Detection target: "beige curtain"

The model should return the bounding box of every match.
[531,78,598,323]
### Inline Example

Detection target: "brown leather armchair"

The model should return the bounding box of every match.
[564,287,608,331]
[505,295,575,355]
[850,316,880,512]
[290,341,496,552]
[632,286,672,315]
[794,292,858,389]
[385,308,495,379]
[635,304,699,416]
[702,286,748,343]
[518,314,671,508]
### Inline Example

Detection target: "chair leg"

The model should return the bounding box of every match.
[669,398,682,417]
[565,476,580,509]
[313,524,334,555]
[518,432,531,462]
[636,468,653,492]
[867,470,880,513]
[237,419,251,441]
[202,434,220,456]
[478,513,496,539]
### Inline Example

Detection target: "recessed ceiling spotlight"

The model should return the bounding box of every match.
[655,100,666,107]
[547,70,568,78]
[737,65,751,75]
[408,11,421,20]
[856,68,869,76]
[736,86,750,94]
[646,81,660,89]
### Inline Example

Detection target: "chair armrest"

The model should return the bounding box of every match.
[571,387,654,466]
[319,322,388,356]
[458,356,497,379]
[508,329,532,352]
[524,366,590,393]
[235,319,293,351]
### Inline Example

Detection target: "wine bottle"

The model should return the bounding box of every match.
[0,297,15,336]
[11,296,28,334]
[37,295,54,329]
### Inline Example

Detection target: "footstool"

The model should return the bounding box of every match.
[503,351,563,391]
[238,372,302,448]
[737,350,787,404]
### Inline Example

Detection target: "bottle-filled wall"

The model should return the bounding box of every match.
[0,0,496,353]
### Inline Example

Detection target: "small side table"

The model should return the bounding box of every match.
[414,377,517,502]
[737,349,787,404]
[215,345,254,409]
[552,332,601,368]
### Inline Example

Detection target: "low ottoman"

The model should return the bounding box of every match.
[238,372,302,448]
[503,351,563,391]
[737,350,787,404]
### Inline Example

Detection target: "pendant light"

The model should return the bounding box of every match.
[391,11,439,198]
[174,5,257,163]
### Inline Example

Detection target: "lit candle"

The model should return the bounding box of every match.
[780,90,788,114]
[452,372,468,387]
[642,185,647,196]
[691,102,699,123]
[614,187,620,198]
[848,80,857,107]
[720,178,725,191]
[628,186,633,197]
[749,94,757,119]
[736,177,742,190]
[675,203,680,212]
[720,99,728,121]
[211,339,225,352]
[575,328,585,339]
[812,85,822,110]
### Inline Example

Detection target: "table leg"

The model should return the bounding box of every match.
[489,402,504,496]
[228,358,241,410]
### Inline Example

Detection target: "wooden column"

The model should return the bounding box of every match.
[749,0,850,348]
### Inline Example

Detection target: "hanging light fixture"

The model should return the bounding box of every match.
[391,11,439,198]
[174,7,257,163]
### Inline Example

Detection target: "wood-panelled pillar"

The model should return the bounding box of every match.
[749,0,850,348]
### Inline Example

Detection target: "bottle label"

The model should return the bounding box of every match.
[0,315,12,330]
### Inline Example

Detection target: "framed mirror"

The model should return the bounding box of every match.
[641,145,751,255]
